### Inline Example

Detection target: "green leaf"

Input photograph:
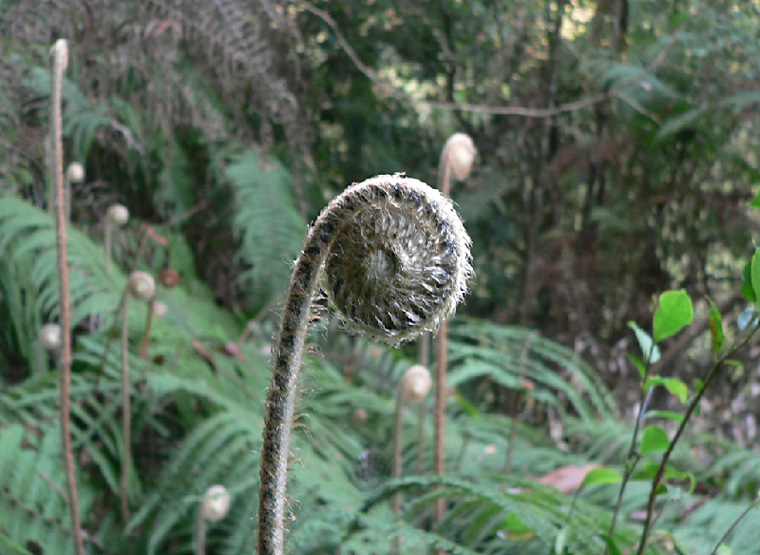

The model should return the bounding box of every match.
[752,250,760,314]
[645,376,689,404]
[707,297,724,356]
[501,512,533,533]
[653,290,694,342]
[685,471,697,494]
[749,188,760,210]
[633,461,659,480]
[640,425,670,455]
[628,321,661,364]
[600,535,623,555]
[656,106,708,138]
[644,410,684,423]
[742,258,757,303]
[627,353,647,379]
[582,467,623,487]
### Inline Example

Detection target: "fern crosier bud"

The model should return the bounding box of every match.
[399,364,432,403]
[66,162,84,183]
[321,175,472,345]
[201,485,231,523]
[152,300,168,318]
[50,39,68,72]
[444,133,477,181]
[158,268,180,289]
[127,271,156,302]
[39,323,63,351]
[107,204,129,227]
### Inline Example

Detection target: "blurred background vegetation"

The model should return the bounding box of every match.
[1,0,760,553]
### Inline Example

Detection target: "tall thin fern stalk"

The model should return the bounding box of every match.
[120,272,155,531]
[50,38,86,555]
[434,133,476,527]
[120,295,131,526]
[393,365,432,554]
[256,175,472,554]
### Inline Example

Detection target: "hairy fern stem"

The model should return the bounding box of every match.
[257,175,471,554]
[50,38,86,555]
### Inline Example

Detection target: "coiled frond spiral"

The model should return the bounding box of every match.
[257,174,472,554]
[322,176,471,344]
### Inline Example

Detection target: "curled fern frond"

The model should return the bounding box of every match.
[258,174,472,554]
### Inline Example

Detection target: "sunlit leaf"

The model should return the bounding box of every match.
[752,251,760,314]
[707,296,724,356]
[629,321,661,364]
[653,290,693,342]
[640,425,670,455]
[645,376,689,405]
[742,258,757,303]
[582,467,623,488]
[644,410,684,423]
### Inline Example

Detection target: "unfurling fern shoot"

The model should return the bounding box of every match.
[140,271,177,359]
[139,293,168,359]
[105,203,129,274]
[196,485,231,555]
[64,162,84,222]
[434,133,476,526]
[257,175,472,554]
[35,323,62,376]
[120,271,155,525]
[393,364,432,554]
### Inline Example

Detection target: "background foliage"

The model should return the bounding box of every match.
[1,0,760,553]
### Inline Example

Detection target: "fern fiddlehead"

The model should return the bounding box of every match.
[434,133,476,528]
[257,174,472,554]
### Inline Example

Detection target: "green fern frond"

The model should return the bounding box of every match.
[448,319,616,422]
[358,475,653,554]
[0,424,98,554]
[225,149,305,310]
